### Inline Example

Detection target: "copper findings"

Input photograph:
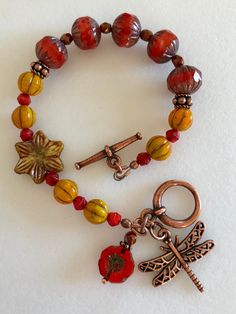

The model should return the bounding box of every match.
[121,180,215,292]
[75,133,142,181]
[153,180,201,228]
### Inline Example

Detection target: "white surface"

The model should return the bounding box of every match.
[0,0,236,313]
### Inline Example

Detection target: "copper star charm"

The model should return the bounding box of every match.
[14,130,64,184]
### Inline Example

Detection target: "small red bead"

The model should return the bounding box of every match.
[45,171,59,186]
[73,196,87,211]
[166,129,180,143]
[20,128,34,141]
[136,152,151,166]
[107,212,121,227]
[17,93,31,106]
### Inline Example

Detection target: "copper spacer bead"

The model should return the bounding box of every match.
[35,63,42,71]
[186,96,193,106]
[31,61,49,79]
[60,33,73,45]
[100,22,112,34]
[178,96,186,105]
[172,98,178,105]
[124,231,137,246]
[140,29,153,42]
[172,55,184,67]
[121,218,132,229]
[130,160,139,169]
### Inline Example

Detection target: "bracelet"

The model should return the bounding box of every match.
[11,13,214,291]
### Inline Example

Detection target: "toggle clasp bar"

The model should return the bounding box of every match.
[75,133,142,177]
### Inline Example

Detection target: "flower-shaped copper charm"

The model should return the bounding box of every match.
[14,130,64,184]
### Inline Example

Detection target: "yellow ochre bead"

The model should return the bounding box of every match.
[146,136,172,161]
[168,108,193,131]
[84,199,109,224]
[18,72,43,96]
[54,179,78,204]
[11,105,36,129]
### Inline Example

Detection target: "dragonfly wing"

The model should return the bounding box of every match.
[152,258,182,287]
[183,240,215,263]
[138,251,174,273]
[178,221,205,252]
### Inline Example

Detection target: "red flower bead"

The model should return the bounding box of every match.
[71,16,101,50]
[73,196,87,211]
[36,36,68,69]
[20,128,34,141]
[17,93,31,106]
[45,171,59,186]
[107,212,121,227]
[166,129,180,143]
[167,65,202,95]
[98,245,135,283]
[147,30,179,63]
[136,152,151,166]
[112,13,141,47]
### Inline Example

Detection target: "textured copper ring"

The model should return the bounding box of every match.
[153,180,201,228]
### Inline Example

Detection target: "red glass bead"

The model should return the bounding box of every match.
[45,171,59,186]
[107,212,121,227]
[147,30,179,63]
[112,13,141,47]
[73,196,87,211]
[20,128,34,141]
[71,16,101,50]
[35,36,68,69]
[98,245,135,283]
[17,93,31,106]
[167,65,202,95]
[136,152,151,166]
[166,129,180,143]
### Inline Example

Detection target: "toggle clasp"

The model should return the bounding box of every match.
[152,180,201,228]
[75,133,142,181]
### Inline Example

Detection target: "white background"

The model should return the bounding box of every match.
[0,0,236,313]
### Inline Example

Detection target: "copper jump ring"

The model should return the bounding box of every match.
[153,180,201,228]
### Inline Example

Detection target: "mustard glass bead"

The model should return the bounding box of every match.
[18,72,43,96]
[84,199,109,224]
[168,108,193,131]
[54,179,78,205]
[11,105,36,129]
[146,136,172,161]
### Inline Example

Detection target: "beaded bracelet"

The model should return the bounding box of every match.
[12,13,214,291]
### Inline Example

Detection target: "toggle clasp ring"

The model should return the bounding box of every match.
[153,180,201,229]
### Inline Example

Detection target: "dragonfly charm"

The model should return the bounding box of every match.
[138,221,215,292]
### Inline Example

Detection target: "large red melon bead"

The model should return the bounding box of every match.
[98,245,135,283]
[112,13,141,48]
[167,65,202,95]
[147,30,179,63]
[35,36,68,69]
[71,16,101,50]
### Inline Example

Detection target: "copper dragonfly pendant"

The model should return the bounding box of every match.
[138,221,214,291]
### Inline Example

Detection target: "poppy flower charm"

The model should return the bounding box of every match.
[98,245,135,283]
